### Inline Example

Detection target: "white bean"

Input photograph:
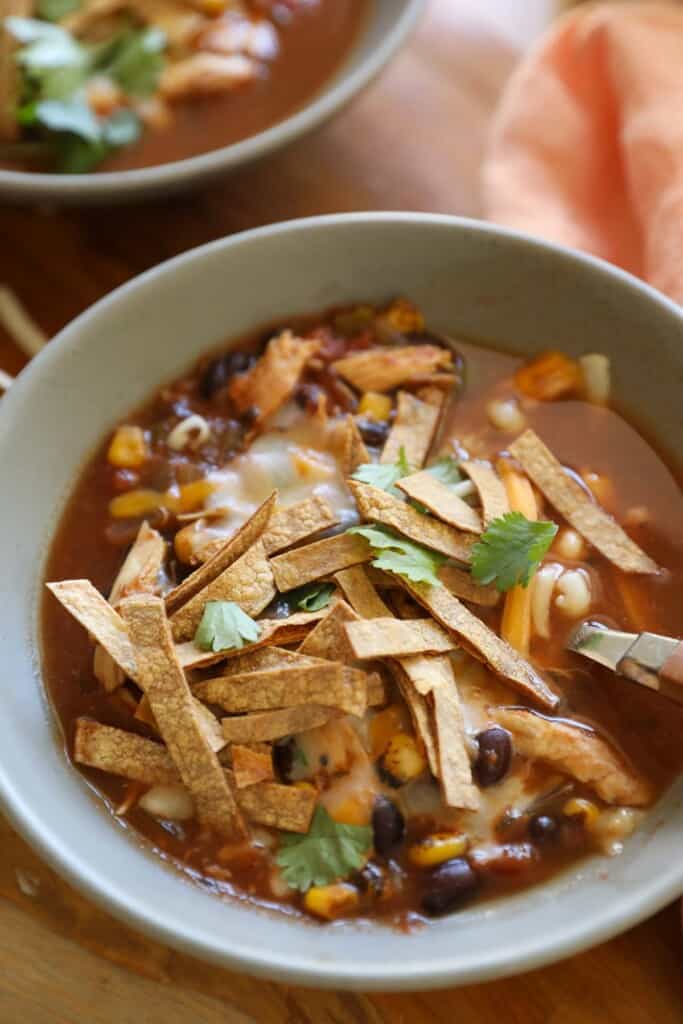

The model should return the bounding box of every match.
[139,784,195,821]
[531,563,564,639]
[554,528,587,561]
[486,397,526,433]
[554,569,592,619]
[167,414,211,452]
[579,353,611,404]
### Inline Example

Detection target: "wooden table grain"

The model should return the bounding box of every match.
[0,2,680,1021]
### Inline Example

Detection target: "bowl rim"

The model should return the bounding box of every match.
[1,212,682,990]
[0,0,425,201]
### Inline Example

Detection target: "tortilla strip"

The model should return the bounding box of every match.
[396,471,483,534]
[175,609,326,670]
[380,391,440,468]
[298,599,359,662]
[270,533,372,592]
[109,522,166,605]
[332,346,452,394]
[221,705,337,744]
[367,671,390,707]
[438,564,500,607]
[404,581,559,711]
[345,618,454,659]
[228,330,320,422]
[47,580,139,683]
[120,595,246,839]
[231,744,274,788]
[195,662,366,717]
[165,492,276,615]
[509,429,658,574]
[74,719,179,786]
[75,720,315,831]
[495,708,653,806]
[460,460,509,527]
[334,565,392,618]
[341,415,370,474]
[394,672,439,777]
[349,480,475,563]
[134,694,225,752]
[262,495,338,556]
[170,539,275,642]
[233,779,316,833]
[213,645,319,677]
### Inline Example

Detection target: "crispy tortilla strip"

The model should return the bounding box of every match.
[270,533,371,592]
[74,719,178,786]
[120,595,245,839]
[341,415,370,474]
[394,671,439,776]
[396,471,483,534]
[195,661,365,717]
[221,705,337,744]
[298,599,359,662]
[509,429,658,574]
[404,581,559,711]
[228,330,320,422]
[231,745,274,788]
[234,778,316,833]
[93,643,126,694]
[495,708,653,806]
[109,522,166,605]
[349,480,475,563]
[380,391,440,468]
[47,580,139,683]
[175,609,326,670]
[135,694,225,753]
[332,345,452,394]
[213,645,319,677]
[262,495,338,556]
[460,460,509,527]
[429,662,479,811]
[345,618,454,659]
[438,564,500,607]
[367,671,390,707]
[334,565,392,618]
[165,492,276,615]
[170,539,275,642]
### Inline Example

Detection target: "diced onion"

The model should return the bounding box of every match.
[486,397,526,434]
[167,414,211,452]
[579,354,611,405]
[139,784,195,821]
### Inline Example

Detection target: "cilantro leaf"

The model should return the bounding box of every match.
[37,0,82,21]
[276,805,372,891]
[194,601,261,653]
[289,582,335,612]
[28,97,100,141]
[471,512,558,592]
[425,455,462,487]
[348,524,446,586]
[106,27,166,97]
[292,745,308,768]
[351,446,412,496]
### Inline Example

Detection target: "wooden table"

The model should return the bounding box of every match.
[0,2,680,1020]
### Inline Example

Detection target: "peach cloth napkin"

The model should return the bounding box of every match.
[482,3,683,305]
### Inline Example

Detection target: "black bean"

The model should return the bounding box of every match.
[273,738,295,782]
[529,814,560,844]
[199,352,255,400]
[474,726,512,787]
[295,383,322,410]
[421,858,480,917]
[372,796,405,856]
[357,417,389,448]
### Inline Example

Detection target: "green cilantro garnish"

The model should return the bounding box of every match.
[351,446,411,496]
[6,17,165,172]
[290,582,335,612]
[194,601,261,653]
[425,455,463,487]
[276,805,372,891]
[37,0,82,21]
[471,512,558,592]
[292,745,308,768]
[348,524,446,586]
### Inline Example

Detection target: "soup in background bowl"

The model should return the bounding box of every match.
[0,214,681,988]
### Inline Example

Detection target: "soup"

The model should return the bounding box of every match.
[42,299,683,925]
[0,0,367,174]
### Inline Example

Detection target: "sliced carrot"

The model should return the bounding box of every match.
[499,463,537,655]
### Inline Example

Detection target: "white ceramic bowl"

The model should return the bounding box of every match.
[0,0,423,204]
[0,214,681,990]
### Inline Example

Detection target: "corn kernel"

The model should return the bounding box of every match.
[293,781,317,795]
[408,832,469,868]
[291,448,334,482]
[515,351,581,401]
[109,488,165,519]
[358,391,392,422]
[304,883,359,920]
[107,425,148,469]
[176,479,217,513]
[379,298,425,334]
[369,705,404,760]
[200,0,226,14]
[563,797,600,829]
[329,797,371,827]
[381,733,426,785]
